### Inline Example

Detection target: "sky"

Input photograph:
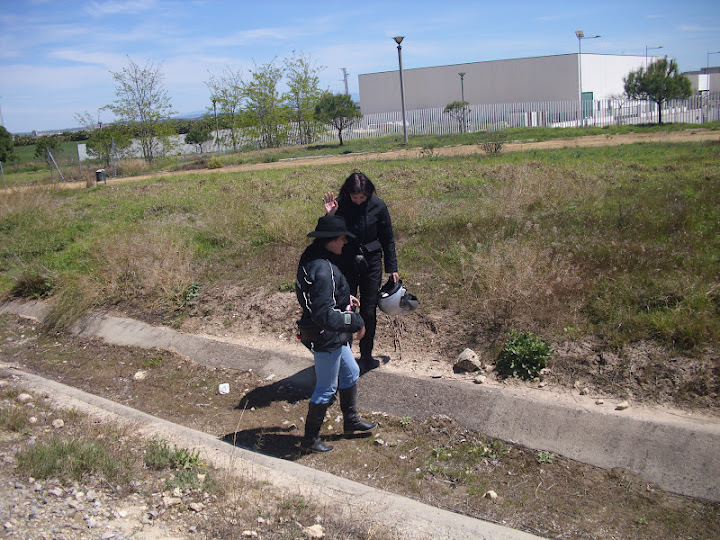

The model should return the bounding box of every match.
[1,0,719,134]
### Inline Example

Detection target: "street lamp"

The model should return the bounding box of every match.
[645,45,663,70]
[707,50,720,69]
[212,98,219,150]
[393,36,408,144]
[575,30,600,128]
[458,72,466,133]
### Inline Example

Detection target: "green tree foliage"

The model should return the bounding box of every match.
[74,111,131,167]
[33,135,59,164]
[624,58,692,124]
[242,60,290,148]
[314,93,362,146]
[106,57,175,162]
[0,126,13,163]
[206,67,244,150]
[284,51,325,145]
[444,101,469,133]
[185,125,212,153]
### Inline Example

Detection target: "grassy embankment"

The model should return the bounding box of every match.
[1,131,719,354]
[5,122,720,188]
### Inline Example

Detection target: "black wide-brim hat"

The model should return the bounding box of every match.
[307,214,356,239]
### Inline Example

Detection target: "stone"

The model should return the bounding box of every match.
[17,393,34,403]
[616,401,630,410]
[303,524,326,538]
[453,348,482,372]
[483,490,498,500]
[580,387,590,396]
[189,502,205,512]
[52,419,64,429]
[133,371,147,381]
[474,375,487,384]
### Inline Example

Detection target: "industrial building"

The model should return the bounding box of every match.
[358,53,663,115]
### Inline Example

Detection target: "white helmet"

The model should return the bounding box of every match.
[378,278,419,316]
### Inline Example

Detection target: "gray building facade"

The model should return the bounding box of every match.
[359,53,657,114]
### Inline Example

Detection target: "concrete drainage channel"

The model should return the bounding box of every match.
[3,300,720,509]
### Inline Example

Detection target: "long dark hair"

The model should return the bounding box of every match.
[339,171,376,199]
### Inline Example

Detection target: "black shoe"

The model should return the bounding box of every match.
[360,355,380,371]
[302,402,333,453]
[340,385,378,435]
[301,437,334,453]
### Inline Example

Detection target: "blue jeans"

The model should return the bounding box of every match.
[310,344,360,404]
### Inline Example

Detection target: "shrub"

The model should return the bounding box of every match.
[496,330,551,380]
[207,157,223,169]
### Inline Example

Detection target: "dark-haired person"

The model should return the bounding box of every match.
[295,214,377,453]
[322,171,399,372]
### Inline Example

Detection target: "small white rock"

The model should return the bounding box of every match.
[133,371,147,381]
[51,419,64,429]
[595,399,605,405]
[303,524,325,538]
[483,490,498,500]
[616,400,630,410]
[474,375,487,384]
[17,393,34,403]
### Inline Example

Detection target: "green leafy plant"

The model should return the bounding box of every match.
[207,156,223,169]
[144,438,201,470]
[537,451,555,464]
[496,330,551,380]
[399,416,412,427]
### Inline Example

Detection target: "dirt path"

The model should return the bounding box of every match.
[24,128,720,192]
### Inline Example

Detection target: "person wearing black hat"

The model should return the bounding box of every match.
[295,214,377,453]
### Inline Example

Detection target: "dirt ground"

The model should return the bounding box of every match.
[2,307,719,540]
[2,130,720,538]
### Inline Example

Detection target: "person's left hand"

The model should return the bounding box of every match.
[349,295,361,308]
[391,272,399,283]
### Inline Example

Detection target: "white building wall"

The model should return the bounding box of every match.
[582,55,657,99]
[359,54,654,114]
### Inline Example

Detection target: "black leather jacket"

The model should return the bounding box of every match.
[295,241,365,352]
[335,194,398,274]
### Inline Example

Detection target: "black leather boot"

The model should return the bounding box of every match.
[359,355,380,372]
[339,385,378,434]
[301,402,333,453]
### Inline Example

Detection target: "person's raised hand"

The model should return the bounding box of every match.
[322,192,338,215]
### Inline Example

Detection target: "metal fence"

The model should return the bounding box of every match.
[78,92,720,161]
[314,92,720,143]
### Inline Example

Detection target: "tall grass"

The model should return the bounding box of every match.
[1,139,719,349]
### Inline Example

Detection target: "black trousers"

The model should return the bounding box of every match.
[342,252,383,358]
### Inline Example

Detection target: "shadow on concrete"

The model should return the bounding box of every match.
[221,426,375,461]
[236,355,386,410]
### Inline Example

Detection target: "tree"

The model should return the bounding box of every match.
[33,135,59,165]
[206,67,244,150]
[624,58,692,124]
[444,101,469,133]
[185,125,212,153]
[0,126,13,163]
[242,60,290,149]
[314,92,362,146]
[106,57,176,162]
[75,111,131,167]
[284,51,325,144]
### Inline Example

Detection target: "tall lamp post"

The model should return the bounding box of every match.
[645,45,663,70]
[393,36,408,144]
[458,72,466,133]
[575,30,600,128]
[212,98,219,150]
